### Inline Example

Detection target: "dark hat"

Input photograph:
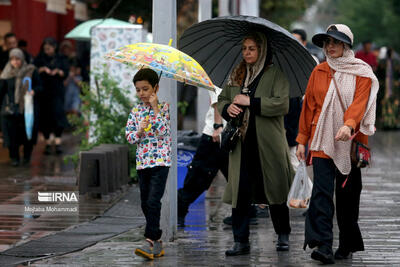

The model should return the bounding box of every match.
[312,24,353,48]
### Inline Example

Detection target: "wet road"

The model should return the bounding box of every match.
[0,134,118,252]
[32,131,400,266]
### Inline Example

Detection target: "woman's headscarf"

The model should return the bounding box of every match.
[310,24,379,175]
[0,48,35,113]
[227,32,269,140]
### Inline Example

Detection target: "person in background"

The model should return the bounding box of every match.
[64,59,82,116]
[292,29,320,64]
[356,40,378,72]
[34,37,69,155]
[0,48,41,166]
[18,39,33,64]
[296,24,378,264]
[126,68,171,260]
[0,32,18,71]
[59,40,76,61]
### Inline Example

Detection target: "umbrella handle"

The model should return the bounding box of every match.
[22,77,32,92]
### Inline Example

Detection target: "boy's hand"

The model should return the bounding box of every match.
[149,93,160,115]
[138,118,150,135]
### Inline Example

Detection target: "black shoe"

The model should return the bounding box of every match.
[225,242,250,256]
[22,158,31,165]
[223,216,232,225]
[255,206,270,218]
[334,248,352,259]
[178,216,185,227]
[44,145,51,155]
[311,248,335,264]
[55,145,63,154]
[249,217,258,225]
[11,159,19,167]
[276,234,289,251]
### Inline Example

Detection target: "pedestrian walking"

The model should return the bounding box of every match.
[177,88,229,226]
[34,37,69,155]
[296,24,379,264]
[217,32,294,256]
[0,48,41,166]
[125,68,171,260]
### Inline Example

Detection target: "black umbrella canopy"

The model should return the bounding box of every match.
[179,16,317,97]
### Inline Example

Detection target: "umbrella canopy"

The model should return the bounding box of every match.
[105,42,216,91]
[65,18,133,41]
[179,16,317,97]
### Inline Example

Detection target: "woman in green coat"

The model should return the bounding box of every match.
[217,32,294,256]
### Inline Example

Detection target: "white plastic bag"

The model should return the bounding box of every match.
[287,161,313,209]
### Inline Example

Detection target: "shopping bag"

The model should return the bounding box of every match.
[23,77,34,140]
[287,161,313,209]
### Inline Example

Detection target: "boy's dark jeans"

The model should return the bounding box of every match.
[138,166,169,241]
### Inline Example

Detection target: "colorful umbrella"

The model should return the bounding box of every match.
[22,77,34,140]
[105,42,216,92]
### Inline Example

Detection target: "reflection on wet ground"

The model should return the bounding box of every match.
[0,134,117,252]
[33,131,400,266]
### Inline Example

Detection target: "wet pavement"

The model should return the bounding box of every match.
[0,133,121,253]
[25,131,400,266]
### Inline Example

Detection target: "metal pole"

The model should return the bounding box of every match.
[218,0,230,16]
[152,0,177,241]
[197,0,212,134]
[239,0,259,16]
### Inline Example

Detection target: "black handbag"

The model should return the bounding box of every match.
[220,120,241,152]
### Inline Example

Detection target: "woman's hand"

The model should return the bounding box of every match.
[39,66,51,74]
[296,144,306,161]
[227,103,242,118]
[335,125,352,142]
[51,69,64,77]
[233,94,250,106]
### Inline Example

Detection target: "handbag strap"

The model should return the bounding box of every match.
[330,68,347,113]
[329,68,359,140]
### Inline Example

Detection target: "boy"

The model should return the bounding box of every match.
[125,68,171,260]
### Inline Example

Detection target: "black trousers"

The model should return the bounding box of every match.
[177,134,229,218]
[4,115,34,161]
[304,157,364,253]
[232,145,291,243]
[138,166,169,241]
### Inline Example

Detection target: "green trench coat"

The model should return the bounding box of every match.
[217,65,295,208]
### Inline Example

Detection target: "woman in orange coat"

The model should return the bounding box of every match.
[296,24,379,264]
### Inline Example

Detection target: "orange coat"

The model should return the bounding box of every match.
[296,62,372,159]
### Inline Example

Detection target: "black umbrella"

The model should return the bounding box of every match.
[179,16,317,97]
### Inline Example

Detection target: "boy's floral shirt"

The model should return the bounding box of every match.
[126,101,171,170]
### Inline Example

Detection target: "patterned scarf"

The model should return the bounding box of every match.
[310,47,379,174]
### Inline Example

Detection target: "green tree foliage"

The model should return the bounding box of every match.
[65,69,137,181]
[260,0,316,29]
[337,0,400,50]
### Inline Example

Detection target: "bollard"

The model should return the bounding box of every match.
[78,150,109,197]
